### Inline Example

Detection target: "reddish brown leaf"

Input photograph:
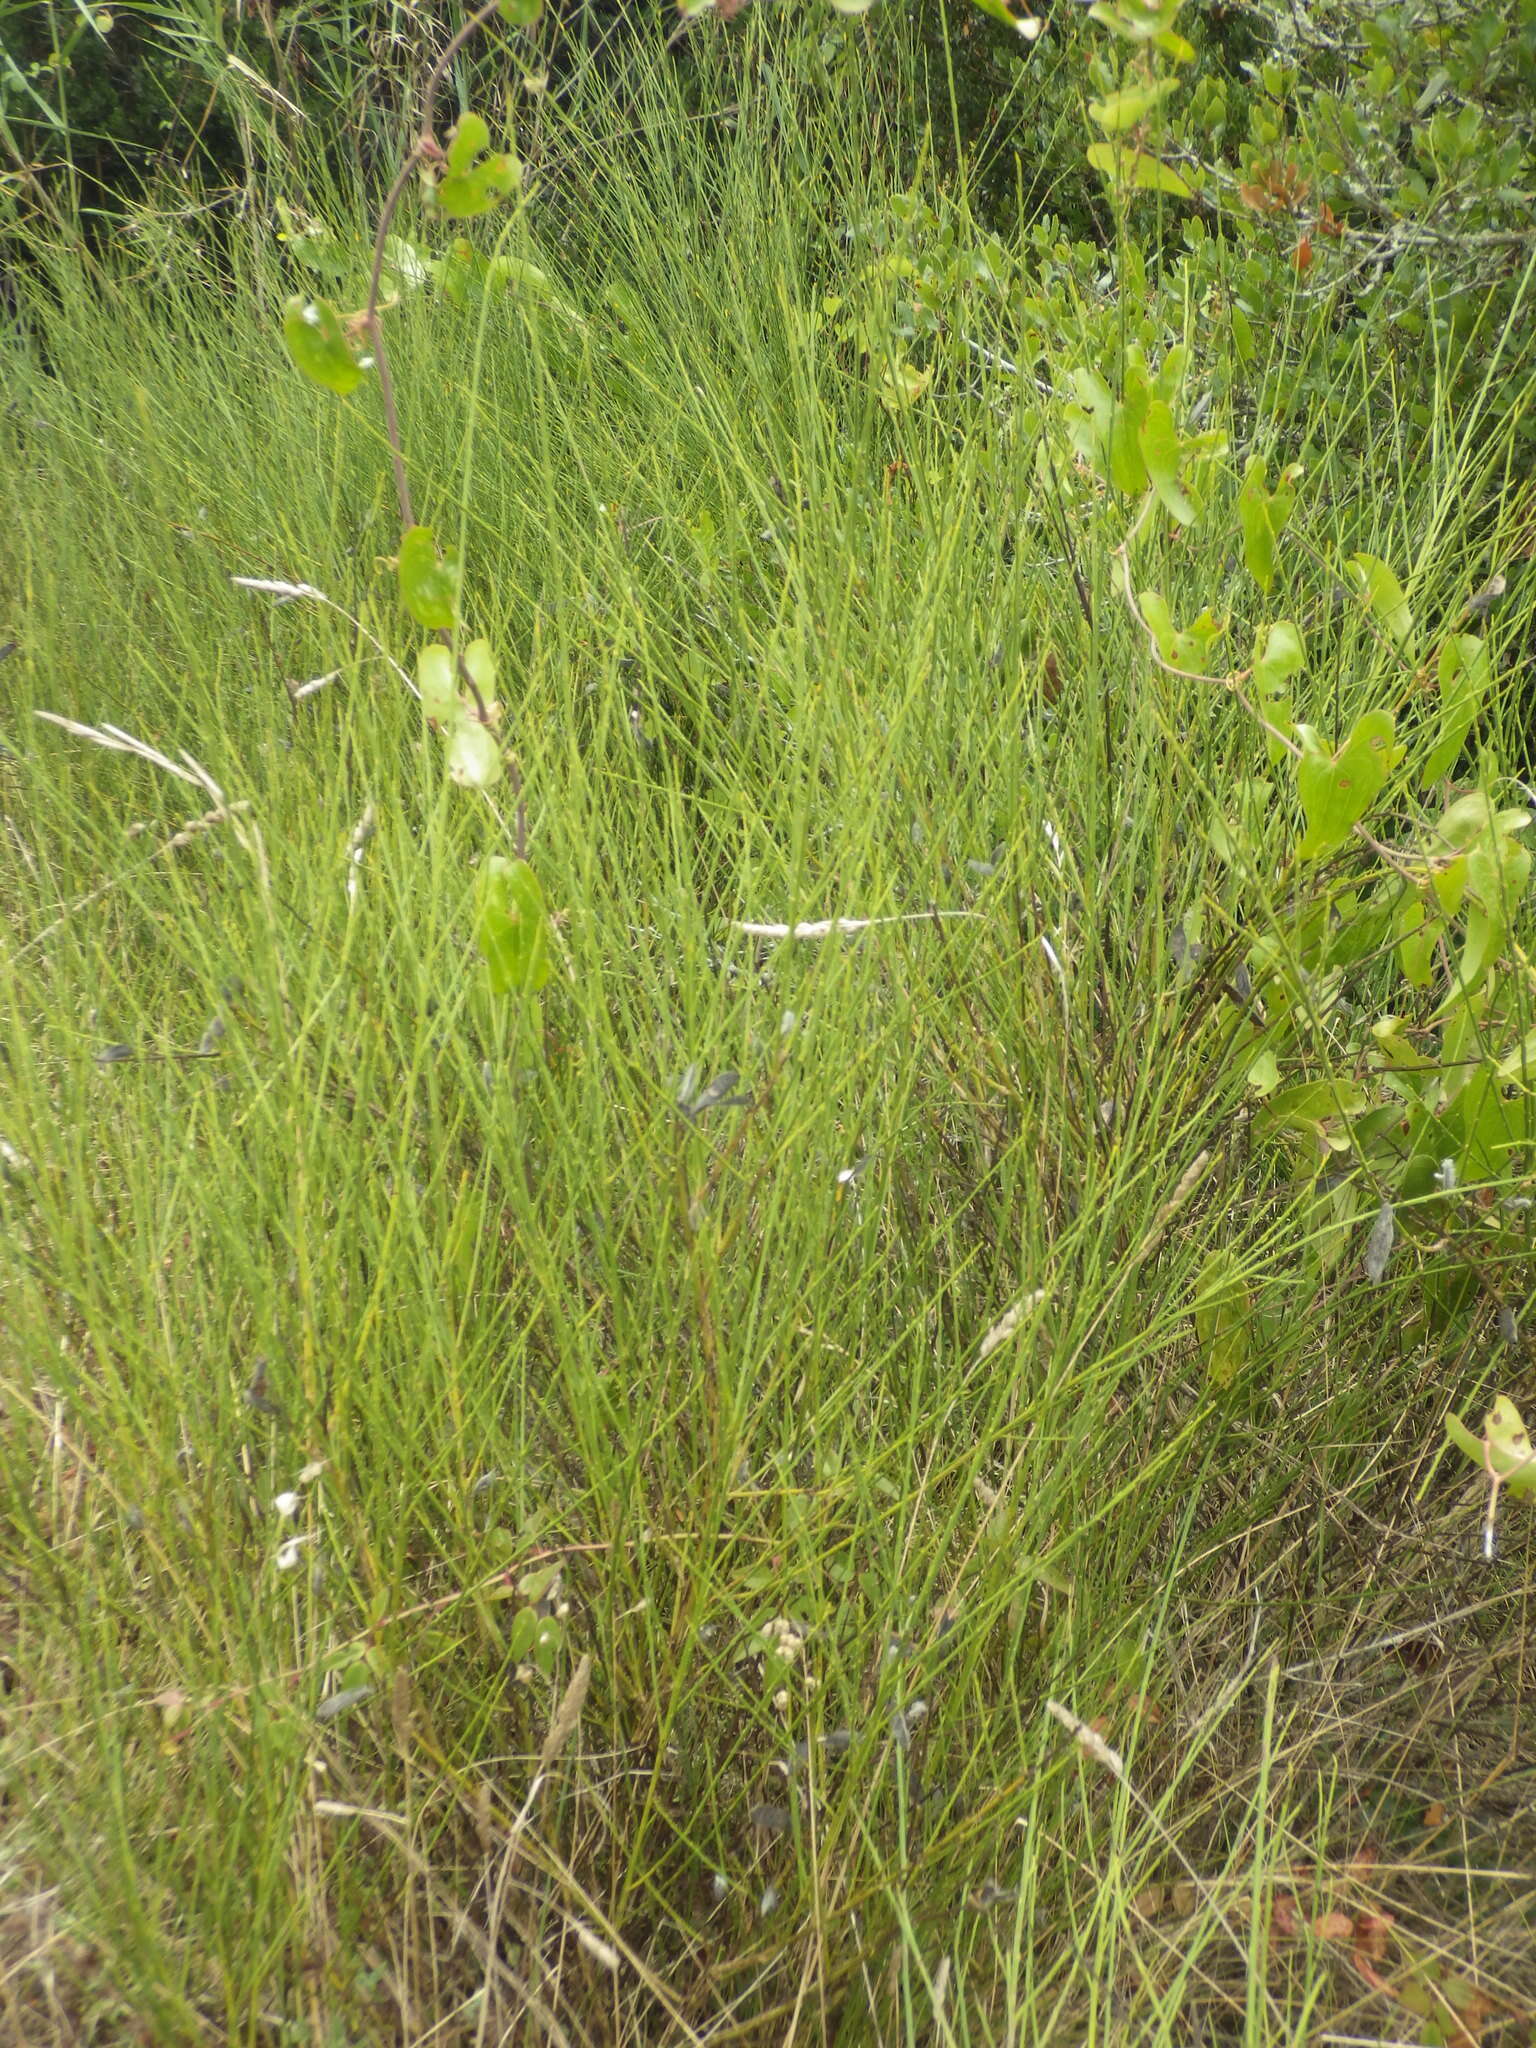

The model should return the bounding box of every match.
[1353,1912,1394,1964]
[1312,1911,1354,1942]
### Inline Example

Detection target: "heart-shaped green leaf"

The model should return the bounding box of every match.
[1138,588,1224,670]
[1296,710,1397,861]
[1466,816,1532,923]
[1138,400,1196,524]
[1256,1076,1371,1135]
[1088,0,1192,57]
[461,637,498,705]
[1108,390,1151,496]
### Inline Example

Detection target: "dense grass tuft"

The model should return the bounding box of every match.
[3,37,1534,2048]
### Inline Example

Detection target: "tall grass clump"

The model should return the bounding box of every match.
[2,5,1535,2043]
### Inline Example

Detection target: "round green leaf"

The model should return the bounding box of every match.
[398,526,461,631]
[417,644,458,725]
[476,856,552,996]
[447,721,502,790]
[281,296,365,397]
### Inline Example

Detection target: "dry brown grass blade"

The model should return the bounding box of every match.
[539,1654,593,1771]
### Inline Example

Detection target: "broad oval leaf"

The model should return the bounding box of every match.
[446,720,502,790]
[1088,78,1180,135]
[282,296,365,396]
[381,235,430,293]
[417,643,458,724]
[461,637,498,706]
[1086,143,1192,199]
[1191,1250,1249,1390]
[1466,819,1532,923]
[1393,888,1434,988]
[1432,792,1531,853]
[398,526,461,631]
[476,855,552,996]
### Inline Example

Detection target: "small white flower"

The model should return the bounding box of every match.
[275,1533,318,1571]
[763,1614,806,1663]
[273,1491,301,1519]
